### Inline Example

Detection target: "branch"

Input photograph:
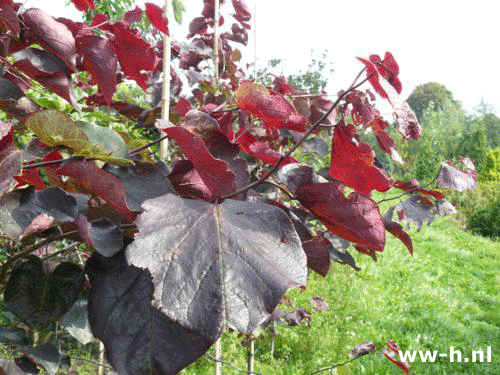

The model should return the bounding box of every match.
[221,69,370,200]
[207,354,262,375]
[310,353,375,374]
[129,134,169,155]
[0,229,79,285]
[22,156,90,170]
[376,165,443,205]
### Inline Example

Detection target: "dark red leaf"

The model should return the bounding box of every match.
[0,4,20,37]
[175,98,192,117]
[296,181,386,252]
[232,0,251,23]
[235,81,307,132]
[393,179,445,200]
[347,89,379,125]
[162,126,237,199]
[22,8,76,71]
[70,0,95,12]
[76,34,117,104]
[383,339,410,375]
[13,48,78,108]
[302,238,331,277]
[145,2,169,35]
[123,6,143,25]
[86,250,214,375]
[369,52,402,94]
[235,129,297,167]
[0,121,21,195]
[168,160,213,200]
[111,23,157,90]
[274,76,294,95]
[330,121,392,196]
[356,57,387,99]
[384,219,413,255]
[57,160,136,222]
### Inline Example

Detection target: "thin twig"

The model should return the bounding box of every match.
[22,156,89,171]
[0,229,79,285]
[71,356,112,370]
[221,69,370,200]
[129,134,169,155]
[207,354,262,375]
[41,242,80,261]
[376,165,443,205]
[309,354,374,374]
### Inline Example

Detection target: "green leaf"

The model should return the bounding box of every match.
[77,120,129,158]
[172,0,186,24]
[26,110,92,152]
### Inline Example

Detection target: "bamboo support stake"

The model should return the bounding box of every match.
[97,340,105,375]
[247,335,255,374]
[160,0,171,160]
[213,0,220,85]
[215,337,222,375]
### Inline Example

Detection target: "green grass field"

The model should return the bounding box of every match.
[183,216,500,375]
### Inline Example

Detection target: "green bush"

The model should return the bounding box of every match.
[467,193,500,239]
[448,181,500,219]
[479,148,500,181]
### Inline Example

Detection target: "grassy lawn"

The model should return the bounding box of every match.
[184,216,500,375]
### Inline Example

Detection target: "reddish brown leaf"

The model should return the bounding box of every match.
[393,179,445,200]
[369,52,402,94]
[123,6,143,25]
[70,0,95,12]
[232,0,251,23]
[302,238,331,277]
[383,339,410,375]
[162,126,237,199]
[22,8,76,71]
[235,81,307,132]
[235,129,297,167]
[57,160,136,222]
[357,57,387,99]
[13,49,78,108]
[330,121,392,196]
[349,340,376,358]
[296,181,386,252]
[385,220,413,255]
[145,2,169,35]
[175,98,192,117]
[20,212,55,239]
[76,34,117,104]
[0,4,20,37]
[0,121,21,195]
[111,23,157,90]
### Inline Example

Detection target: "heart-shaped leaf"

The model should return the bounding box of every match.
[4,256,84,329]
[86,250,213,375]
[127,194,307,341]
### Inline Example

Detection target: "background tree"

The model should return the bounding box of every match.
[406,82,458,121]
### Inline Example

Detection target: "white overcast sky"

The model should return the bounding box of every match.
[23,0,500,115]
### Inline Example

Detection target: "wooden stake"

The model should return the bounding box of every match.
[97,340,105,375]
[213,0,220,85]
[160,0,171,161]
[215,337,222,375]
[247,335,255,374]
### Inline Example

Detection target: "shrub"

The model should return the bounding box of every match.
[479,148,500,181]
[467,196,500,239]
